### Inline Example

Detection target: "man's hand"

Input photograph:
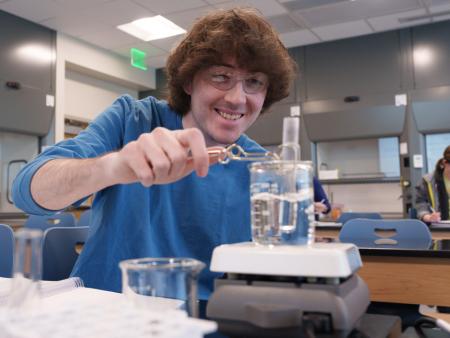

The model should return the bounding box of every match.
[105,127,217,187]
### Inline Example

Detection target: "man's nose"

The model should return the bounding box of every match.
[224,80,246,105]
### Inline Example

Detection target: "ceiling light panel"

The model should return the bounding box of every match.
[118,15,186,41]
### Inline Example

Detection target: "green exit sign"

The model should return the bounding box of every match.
[130,48,147,70]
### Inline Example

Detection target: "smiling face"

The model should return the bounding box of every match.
[182,60,268,147]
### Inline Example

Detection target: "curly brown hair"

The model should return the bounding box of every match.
[165,7,297,116]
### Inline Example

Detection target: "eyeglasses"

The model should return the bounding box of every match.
[203,66,268,94]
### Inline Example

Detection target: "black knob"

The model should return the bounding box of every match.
[344,95,359,103]
[5,81,21,90]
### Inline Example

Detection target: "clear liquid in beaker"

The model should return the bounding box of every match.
[251,190,313,245]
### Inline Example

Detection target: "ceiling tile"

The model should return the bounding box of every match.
[429,1,450,22]
[83,0,156,26]
[112,41,167,59]
[368,9,429,32]
[429,3,450,22]
[165,5,215,29]
[311,20,373,41]
[267,14,303,33]
[427,0,450,6]
[41,14,110,37]
[429,3,450,11]
[51,0,114,10]
[213,0,287,17]
[279,29,320,48]
[0,0,67,21]
[204,0,229,4]
[132,0,208,14]
[78,28,141,50]
[282,0,348,12]
[296,0,423,27]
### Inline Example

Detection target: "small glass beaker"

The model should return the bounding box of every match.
[119,257,205,317]
[7,229,43,313]
[249,160,314,245]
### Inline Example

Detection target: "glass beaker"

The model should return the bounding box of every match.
[119,257,205,317]
[249,160,314,245]
[8,228,43,312]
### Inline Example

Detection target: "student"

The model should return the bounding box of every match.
[415,145,450,223]
[12,8,297,298]
[314,176,331,217]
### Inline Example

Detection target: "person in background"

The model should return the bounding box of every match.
[313,177,331,219]
[415,145,450,223]
[12,8,297,299]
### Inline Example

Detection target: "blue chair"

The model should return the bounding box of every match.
[337,212,382,224]
[76,209,92,227]
[42,226,89,281]
[24,212,76,230]
[339,219,432,249]
[0,223,14,277]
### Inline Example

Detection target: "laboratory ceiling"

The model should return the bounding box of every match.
[1,0,449,68]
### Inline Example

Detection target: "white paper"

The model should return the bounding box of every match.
[395,93,407,106]
[45,94,55,107]
[399,142,408,155]
[0,280,217,338]
[413,154,423,168]
[290,105,301,117]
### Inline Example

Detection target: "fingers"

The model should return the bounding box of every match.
[118,127,215,187]
[147,128,189,179]
[173,129,209,177]
[425,212,441,223]
[432,212,441,222]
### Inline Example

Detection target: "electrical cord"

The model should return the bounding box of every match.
[414,317,438,338]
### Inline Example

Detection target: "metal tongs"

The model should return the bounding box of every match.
[207,144,280,164]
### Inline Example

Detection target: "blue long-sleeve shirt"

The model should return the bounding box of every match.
[12,95,264,299]
[313,177,331,214]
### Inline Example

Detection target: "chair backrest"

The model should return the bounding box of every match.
[339,219,432,249]
[42,226,89,281]
[25,212,76,230]
[337,212,382,224]
[76,209,92,227]
[0,223,14,278]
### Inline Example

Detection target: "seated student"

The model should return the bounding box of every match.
[12,8,297,299]
[314,177,331,219]
[415,145,450,223]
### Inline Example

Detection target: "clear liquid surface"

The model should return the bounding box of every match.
[251,191,314,245]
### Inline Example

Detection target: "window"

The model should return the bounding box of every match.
[317,137,400,179]
[425,133,450,172]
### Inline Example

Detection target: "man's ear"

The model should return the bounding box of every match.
[183,81,192,95]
